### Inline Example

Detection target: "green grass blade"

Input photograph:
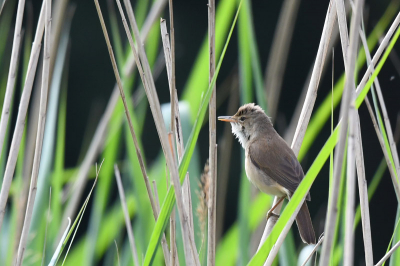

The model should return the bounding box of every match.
[143,3,242,264]
[237,0,254,262]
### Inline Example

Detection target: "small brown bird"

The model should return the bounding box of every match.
[218,103,316,244]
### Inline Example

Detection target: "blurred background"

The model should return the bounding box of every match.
[1,0,400,265]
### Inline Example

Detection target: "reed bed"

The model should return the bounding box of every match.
[1,0,400,265]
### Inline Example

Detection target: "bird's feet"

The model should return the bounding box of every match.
[266,210,280,221]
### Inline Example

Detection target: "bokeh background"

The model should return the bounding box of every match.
[1,0,400,265]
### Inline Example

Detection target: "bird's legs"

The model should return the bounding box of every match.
[266,197,285,220]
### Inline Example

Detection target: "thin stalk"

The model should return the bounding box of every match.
[16,0,51,264]
[320,0,364,264]
[160,16,194,266]
[0,2,45,230]
[168,0,176,151]
[344,101,357,266]
[258,0,337,255]
[300,234,325,266]
[291,0,337,154]
[0,0,26,160]
[359,21,400,182]
[376,240,400,266]
[354,110,374,266]
[207,0,217,264]
[60,0,167,235]
[335,0,349,70]
[335,1,371,265]
[364,97,400,199]
[114,165,140,266]
[94,2,171,265]
[121,0,200,264]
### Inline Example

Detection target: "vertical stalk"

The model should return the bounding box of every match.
[15,0,51,264]
[207,0,217,264]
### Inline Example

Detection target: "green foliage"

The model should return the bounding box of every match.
[2,1,400,265]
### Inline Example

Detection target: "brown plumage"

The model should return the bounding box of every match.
[218,103,316,244]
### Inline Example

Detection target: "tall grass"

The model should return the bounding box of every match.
[1,0,400,265]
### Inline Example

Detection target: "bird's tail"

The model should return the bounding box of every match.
[295,201,316,244]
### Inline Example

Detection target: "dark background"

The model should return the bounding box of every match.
[16,0,400,263]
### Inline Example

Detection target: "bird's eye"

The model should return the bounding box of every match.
[240,117,246,122]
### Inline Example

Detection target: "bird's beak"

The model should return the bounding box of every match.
[218,116,237,123]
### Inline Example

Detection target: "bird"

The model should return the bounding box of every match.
[218,103,316,244]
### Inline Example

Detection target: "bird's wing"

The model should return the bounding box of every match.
[248,137,306,197]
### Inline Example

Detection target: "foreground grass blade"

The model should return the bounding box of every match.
[143,2,242,264]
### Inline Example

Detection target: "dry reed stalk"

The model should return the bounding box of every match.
[290,0,337,155]
[258,0,337,256]
[15,0,51,264]
[354,110,374,266]
[0,2,45,231]
[94,2,171,265]
[375,240,400,266]
[168,0,176,152]
[114,165,140,266]
[335,2,373,264]
[359,23,400,191]
[320,0,364,264]
[120,0,200,263]
[365,97,400,198]
[60,0,167,238]
[0,0,26,161]
[335,0,349,68]
[160,17,196,266]
[160,16,194,239]
[344,101,357,266]
[264,0,300,119]
[207,0,217,264]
